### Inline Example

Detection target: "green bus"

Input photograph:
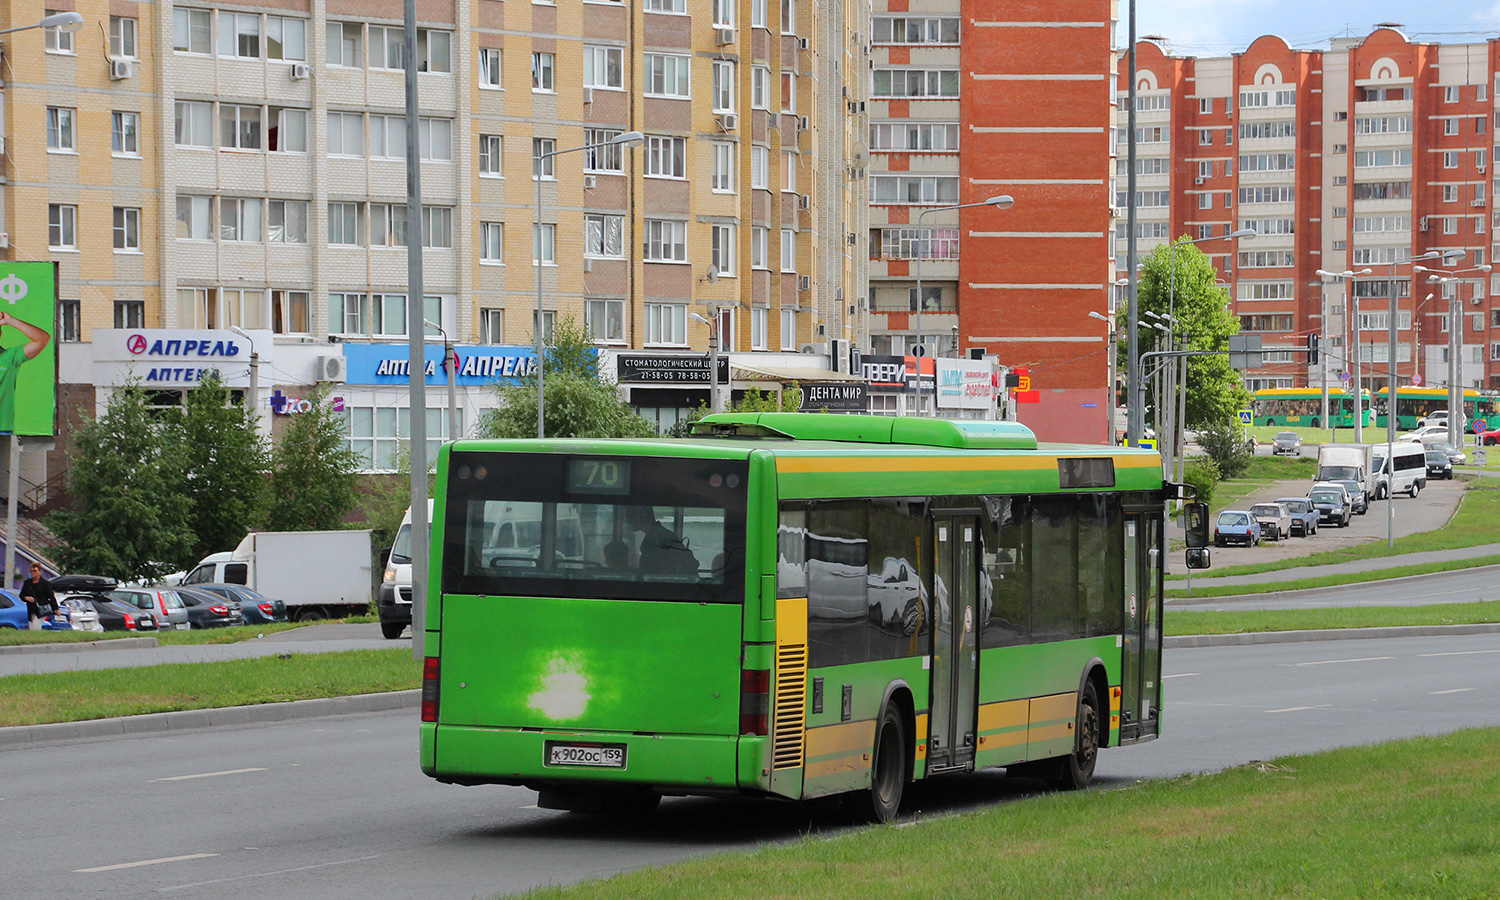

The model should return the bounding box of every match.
[420,413,1196,820]
[1373,386,1496,431]
[1251,388,1371,428]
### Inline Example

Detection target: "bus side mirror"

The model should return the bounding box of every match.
[1183,501,1210,549]
[1185,547,1212,570]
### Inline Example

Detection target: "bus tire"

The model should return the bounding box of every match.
[1265,419,1275,427]
[1049,680,1101,791]
[850,704,908,823]
[1311,418,1320,428]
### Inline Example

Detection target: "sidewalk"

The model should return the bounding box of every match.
[1169,542,1500,589]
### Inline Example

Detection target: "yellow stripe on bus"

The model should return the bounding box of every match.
[777,454,1161,476]
[805,720,875,760]
[976,698,1028,734]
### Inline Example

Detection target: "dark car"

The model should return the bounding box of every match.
[194,583,287,624]
[63,594,159,632]
[1425,449,1454,480]
[1328,479,1369,515]
[1271,431,1302,456]
[175,586,245,628]
[1309,487,1351,528]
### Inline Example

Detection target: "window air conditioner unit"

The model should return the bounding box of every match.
[1195,177,1205,185]
[109,59,134,80]
[1419,216,1430,232]
[798,274,812,291]
[797,115,810,132]
[1472,199,1487,208]
[317,355,347,383]
[798,193,812,209]
[583,87,594,104]
[799,37,810,50]
[716,114,737,132]
[583,174,598,189]
[1479,165,1488,173]
[800,342,820,354]
[289,63,311,80]
[716,27,735,45]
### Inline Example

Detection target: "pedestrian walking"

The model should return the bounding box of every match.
[19,563,57,630]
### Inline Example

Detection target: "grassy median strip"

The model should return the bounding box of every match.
[0,649,419,728]
[520,727,1500,900]
[0,620,374,648]
[1166,554,1500,599]
[1166,600,1500,635]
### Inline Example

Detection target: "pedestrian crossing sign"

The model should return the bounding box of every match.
[1238,409,1253,425]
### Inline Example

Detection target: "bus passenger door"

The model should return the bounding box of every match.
[1119,510,1163,744]
[928,514,979,771]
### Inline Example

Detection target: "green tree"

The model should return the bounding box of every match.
[47,383,194,583]
[477,314,657,439]
[166,370,269,563]
[1127,240,1251,429]
[265,386,363,531]
[1198,419,1253,480]
[356,444,434,552]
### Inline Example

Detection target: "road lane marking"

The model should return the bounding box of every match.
[1431,688,1475,695]
[161,855,380,892]
[153,768,267,782]
[1265,705,1332,713]
[1420,650,1500,658]
[1287,656,1395,667]
[1163,673,1200,679]
[76,854,218,873]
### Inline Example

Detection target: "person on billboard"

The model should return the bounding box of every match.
[0,310,50,434]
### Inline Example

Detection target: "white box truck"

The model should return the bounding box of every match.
[1315,443,1377,501]
[181,530,374,621]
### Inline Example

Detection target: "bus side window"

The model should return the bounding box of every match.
[777,505,807,600]
[980,496,1030,649]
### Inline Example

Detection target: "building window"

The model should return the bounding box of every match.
[869,122,961,152]
[870,176,960,204]
[1445,86,1460,103]
[326,22,362,67]
[533,223,556,264]
[879,228,958,260]
[479,134,503,176]
[328,112,364,157]
[268,201,308,244]
[271,290,310,334]
[781,308,796,350]
[60,300,81,341]
[872,17,959,43]
[645,303,686,346]
[480,222,504,263]
[781,229,796,271]
[584,46,623,89]
[781,0,795,33]
[712,0,735,26]
[752,67,770,109]
[366,115,403,159]
[644,0,686,11]
[713,60,736,112]
[343,406,461,471]
[1443,151,1459,169]
[330,292,367,335]
[111,111,139,155]
[45,8,75,52]
[479,48,502,88]
[644,54,691,97]
[782,72,796,113]
[712,142,734,192]
[181,288,217,329]
[751,226,769,269]
[645,135,686,178]
[533,310,556,342]
[266,16,306,60]
[264,107,306,152]
[218,12,260,58]
[113,207,141,251]
[585,129,624,171]
[327,202,363,246]
[871,69,959,99]
[1198,97,1212,113]
[114,300,145,329]
[712,224,736,276]
[586,299,625,343]
[643,219,687,262]
[220,198,263,242]
[175,101,214,148]
[422,207,453,249]
[110,16,138,58]
[418,118,453,161]
[174,196,215,241]
[532,52,555,91]
[173,8,211,54]
[220,288,270,330]
[585,214,625,257]
[751,146,770,188]
[752,0,767,27]
[220,105,262,150]
[1443,184,1459,203]
[46,107,76,151]
[480,309,505,345]
[370,204,406,247]
[718,308,736,352]
[367,26,403,70]
[751,307,768,350]
[533,138,555,178]
[48,205,77,249]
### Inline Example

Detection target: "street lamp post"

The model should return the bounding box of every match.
[1316,268,1372,442]
[228,325,260,431]
[914,195,1013,416]
[689,312,724,413]
[1088,309,1115,441]
[423,319,459,441]
[534,131,644,437]
[1414,263,1492,447]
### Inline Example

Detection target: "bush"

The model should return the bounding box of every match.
[1198,420,1252,479]
[1182,456,1221,509]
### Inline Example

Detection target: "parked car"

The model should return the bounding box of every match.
[1479,426,1500,446]
[1214,511,1261,547]
[1327,479,1369,515]
[1271,431,1302,456]
[1274,497,1319,537]
[60,594,159,632]
[1250,502,1293,541]
[1309,486,1352,527]
[108,587,191,631]
[0,589,72,630]
[1399,425,1449,442]
[1425,449,1454,480]
[1422,440,1467,466]
[1418,409,1465,430]
[175,586,245,628]
[60,596,103,632]
[193,583,288,624]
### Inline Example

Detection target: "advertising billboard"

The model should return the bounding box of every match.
[0,263,58,436]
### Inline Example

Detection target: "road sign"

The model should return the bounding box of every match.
[1238,409,1253,425]
[1339,370,1352,382]
[1411,374,1422,386]
[1134,439,1156,451]
[1473,419,1488,434]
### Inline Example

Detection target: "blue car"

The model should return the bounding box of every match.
[1274,497,1320,537]
[194,583,288,624]
[0,589,73,630]
[1214,510,1262,547]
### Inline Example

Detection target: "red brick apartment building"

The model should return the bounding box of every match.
[865,0,1116,443]
[1118,28,1500,395]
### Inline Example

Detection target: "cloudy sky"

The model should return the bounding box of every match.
[1133,0,1500,54]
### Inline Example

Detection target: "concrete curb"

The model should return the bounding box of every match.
[1165,622,1500,648]
[0,689,420,750]
[0,637,159,656]
[1166,561,1500,599]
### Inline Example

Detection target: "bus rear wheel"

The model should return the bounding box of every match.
[1049,680,1101,791]
[850,704,908,823]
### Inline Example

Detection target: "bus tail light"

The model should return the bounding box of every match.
[421,657,440,723]
[739,669,770,735]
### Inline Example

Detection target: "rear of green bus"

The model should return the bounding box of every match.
[420,440,780,808]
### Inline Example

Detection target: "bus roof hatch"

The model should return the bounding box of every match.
[691,413,1038,450]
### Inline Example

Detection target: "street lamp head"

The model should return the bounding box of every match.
[1228,228,1257,239]
[1479,264,1494,273]
[689,312,711,325]
[983,194,1015,209]
[1354,268,1373,275]
[228,325,251,340]
[1412,266,1430,273]
[610,130,646,147]
[1087,310,1111,323]
[39,11,84,31]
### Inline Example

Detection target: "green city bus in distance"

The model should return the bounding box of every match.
[420,413,1195,821]
[1373,386,1491,431]
[1252,387,1370,428]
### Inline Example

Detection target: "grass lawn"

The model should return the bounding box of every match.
[519,727,1500,900]
[1165,601,1500,635]
[0,649,419,727]
[0,618,375,648]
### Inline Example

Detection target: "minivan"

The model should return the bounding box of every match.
[1371,441,1428,498]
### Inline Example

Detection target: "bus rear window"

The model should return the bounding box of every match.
[441,452,748,603]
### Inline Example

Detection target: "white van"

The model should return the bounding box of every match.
[377,501,433,640]
[1371,441,1428,498]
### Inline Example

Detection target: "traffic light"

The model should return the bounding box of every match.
[1308,333,1319,365]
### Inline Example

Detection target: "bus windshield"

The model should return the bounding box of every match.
[441,451,747,603]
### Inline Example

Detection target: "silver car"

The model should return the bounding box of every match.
[1272,431,1302,456]
[109,587,191,631]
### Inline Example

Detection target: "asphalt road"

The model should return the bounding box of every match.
[5,632,1497,900]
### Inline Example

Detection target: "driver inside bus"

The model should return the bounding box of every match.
[625,505,699,577]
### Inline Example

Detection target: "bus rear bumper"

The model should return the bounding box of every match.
[423,725,756,794]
